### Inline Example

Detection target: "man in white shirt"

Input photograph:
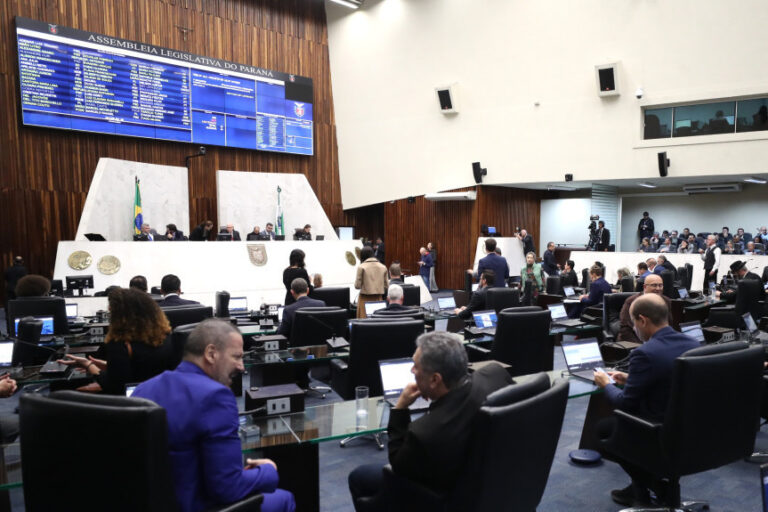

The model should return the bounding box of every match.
[700,234,721,293]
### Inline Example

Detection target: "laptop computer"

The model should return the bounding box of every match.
[364,301,387,317]
[561,338,610,383]
[65,303,78,319]
[547,303,585,327]
[465,310,498,336]
[378,358,430,411]
[679,321,706,345]
[563,286,578,299]
[743,313,768,343]
[437,296,456,311]
[678,288,705,304]
[228,297,249,317]
[0,342,14,370]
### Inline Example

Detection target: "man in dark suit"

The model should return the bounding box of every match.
[568,264,611,318]
[133,320,295,512]
[189,220,214,241]
[246,225,263,241]
[348,331,512,510]
[4,256,28,300]
[382,284,411,312]
[719,259,765,303]
[596,220,610,252]
[260,223,276,240]
[388,263,404,285]
[656,254,676,280]
[455,270,494,319]
[158,274,200,306]
[133,223,158,241]
[517,229,535,255]
[617,274,672,344]
[374,237,385,263]
[218,224,241,241]
[637,211,654,242]
[164,223,185,241]
[594,294,700,507]
[542,242,558,275]
[277,278,326,338]
[468,238,509,288]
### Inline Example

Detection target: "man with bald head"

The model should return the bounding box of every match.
[617,274,673,344]
[594,294,700,507]
[700,234,721,292]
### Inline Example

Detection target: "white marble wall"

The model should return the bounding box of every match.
[472,237,526,278]
[216,171,339,241]
[75,158,190,242]
[53,240,362,307]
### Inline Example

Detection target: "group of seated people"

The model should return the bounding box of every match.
[638,226,767,255]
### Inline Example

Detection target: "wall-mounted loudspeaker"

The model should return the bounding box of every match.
[565,174,573,182]
[472,162,487,184]
[657,152,670,177]
[435,84,458,114]
[595,63,620,97]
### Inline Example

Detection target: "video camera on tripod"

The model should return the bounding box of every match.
[587,215,600,250]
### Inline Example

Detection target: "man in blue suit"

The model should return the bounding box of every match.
[133,319,295,512]
[467,238,509,288]
[277,278,326,338]
[568,264,611,318]
[157,274,200,306]
[594,294,700,507]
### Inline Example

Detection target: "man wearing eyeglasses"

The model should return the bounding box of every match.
[616,274,673,344]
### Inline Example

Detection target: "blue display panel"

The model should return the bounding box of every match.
[15,17,313,155]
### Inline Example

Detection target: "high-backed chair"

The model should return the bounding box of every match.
[545,275,563,295]
[486,287,520,313]
[371,374,569,512]
[685,263,694,290]
[706,279,765,329]
[161,305,213,330]
[309,286,351,311]
[762,265,768,283]
[620,276,635,293]
[489,307,552,376]
[371,309,424,320]
[602,292,637,342]
[600,342,764,509]
[169,323,198,369]
[330,318,423,400]
[289,307,348,347]
[401,284,421,307]
[675,266,688,291]
[581,268,591,289]
[215,291,230,318]
[19,391,264,512]
[660,270,675,299]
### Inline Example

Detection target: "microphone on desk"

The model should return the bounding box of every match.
[303,312,347,348]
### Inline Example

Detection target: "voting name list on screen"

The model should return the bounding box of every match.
[15,17,313,155]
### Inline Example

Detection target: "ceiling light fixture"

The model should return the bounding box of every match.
[547,185,576,191]
[744,176,767,185]
[329,0,362,8]
[638,182,657,189]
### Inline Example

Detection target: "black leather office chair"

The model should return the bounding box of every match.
[19,391,263,512]
[169,323,198,368]
[401,284,421,307]
[162,305,213,330]
[372,373,569,512]
[600,342,764,509]
[151,286,163,295]
[371,309,424,320]
[488,307,552,376]
[289,307,348,347]
[545,275,563,295]
[660,270,675,299]
[675,266,688,291]
[309,286,351,312]
[602,292,637,342]
[215,290,230,318]
[762,265,768,283]
[706,279,765,329]
[685,263,694,290]
[620,276,635,293]
[486,287,520,313]
[581,268,591,289]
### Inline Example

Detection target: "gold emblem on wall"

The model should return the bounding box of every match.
[354,247,362,260]
[345,251,356,266]
[97,255,121,275]
[67,251,92,271]
[247,244,268,266]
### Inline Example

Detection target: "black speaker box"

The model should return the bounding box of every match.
[657,152,670,177]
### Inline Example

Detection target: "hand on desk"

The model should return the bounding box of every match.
[453,306,466,315]
[594,370,628,388]
[245,458,277,471]
[395,382,421,410]
[0,375,18,397]
[58,354,104,375]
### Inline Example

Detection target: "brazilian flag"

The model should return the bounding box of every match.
[133,176,143,235]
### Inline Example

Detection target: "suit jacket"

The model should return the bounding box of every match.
[560,269,578,287]
[418,253,433,279]
[596,228,610,251]
[458,286,489,319]
[189,224,210,241]
[477,253,509,287]
[158,294,200,307]
[603,326,700,421]
[133,362,280,512]
[277,295,326,337]
[374,243,385,263]
[721,271,765,303]
[520,234,535,255]
[283,267,312,305]
[164,230,185,241]
[387,363,513,493]
[260,230,276,240]
[382,302,411,312]
[581,277,611,307]
[246,232,263,241]
[133,230,159,241]
[355,258,389,295]
[618,293,673,343]
[542,250,557,275]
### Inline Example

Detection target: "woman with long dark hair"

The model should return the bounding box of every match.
[283,248,312,305]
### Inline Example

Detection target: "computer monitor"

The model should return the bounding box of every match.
[50,279,64,297]
[315,235,325,241]
[13,316,54,337]
[65,303,78,319]
[216,232,233,241]
[472,310,497,328]
[677,288,689,299]
[336,227,355,240]
[679,321,705,345]
[437,297,456,310]
[228,297,248,313]
[65,275,94,296]
[6,297,69,335]
[488,226,497,234]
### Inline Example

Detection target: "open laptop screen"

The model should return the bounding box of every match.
[679,321,706,345]
[743,313,759,334]
[472,310,497,328]
[563,286,575,296]
[677,288,689,299]
[229,297,248,312]
[13,316,54,337]
[379,358,415,396]
[437,297,456,310]
[0,342,14,366]
[65,303,78,318]
[562,338,603,372]
[547,303,568,320]
[364,301,387,317]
